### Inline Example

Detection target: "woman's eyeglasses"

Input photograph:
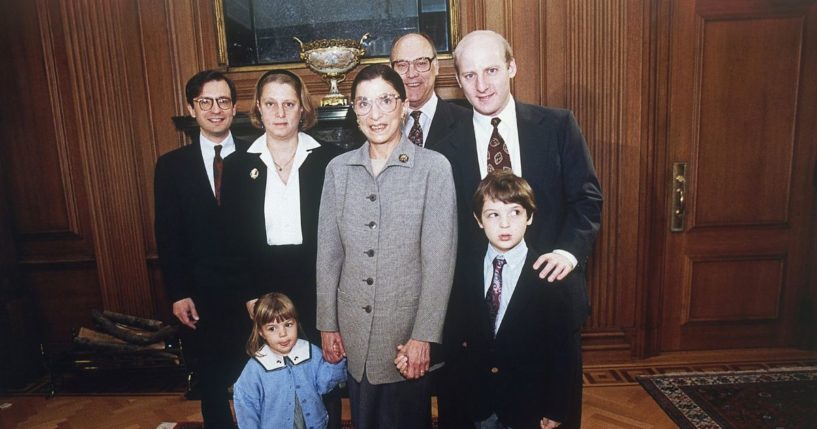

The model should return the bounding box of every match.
[353,93,402,115]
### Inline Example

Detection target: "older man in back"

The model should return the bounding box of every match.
[390,33,469,151]
[390,32,473,428]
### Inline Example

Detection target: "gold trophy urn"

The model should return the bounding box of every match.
[294,33,369,107]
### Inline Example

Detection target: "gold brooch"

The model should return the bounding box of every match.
[250,168,259,179]
[398,154,409,163]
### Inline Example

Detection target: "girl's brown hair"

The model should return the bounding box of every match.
[245,292,299,356]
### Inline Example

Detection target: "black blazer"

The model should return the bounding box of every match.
[457,250,572,428]
[153,136,250,306]
[423,98,471,151]
[220,138,342,301]
[439,102,603,329]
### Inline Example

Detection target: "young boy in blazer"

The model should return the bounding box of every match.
[454,170,574,429]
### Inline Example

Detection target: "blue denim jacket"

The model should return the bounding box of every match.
[233,340,347,429]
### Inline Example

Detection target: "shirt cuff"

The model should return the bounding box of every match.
[552,249,577,269]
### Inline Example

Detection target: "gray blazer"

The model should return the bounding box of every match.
[316,137,457,384]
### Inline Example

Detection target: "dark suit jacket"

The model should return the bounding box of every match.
[423,98,471,151]
[153,135,250,309]
[439,102,603,330]
[457,249,572,428]
[220,139,342,301]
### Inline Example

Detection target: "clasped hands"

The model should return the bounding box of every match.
[393,339,430,379]
[321,332,429,381]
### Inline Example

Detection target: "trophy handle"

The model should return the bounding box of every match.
[293,36,304,49]
[359,33,370,45]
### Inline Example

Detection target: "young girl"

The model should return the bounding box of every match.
[233,292,347,429]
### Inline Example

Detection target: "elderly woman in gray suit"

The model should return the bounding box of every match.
[316,64,457,429]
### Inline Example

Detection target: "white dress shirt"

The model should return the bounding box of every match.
[247,132,320,245]
[199,132,236,195]
[483,239,528,334]
[474,97,522,178]
[402,93,440,147]
[474,99,577,268]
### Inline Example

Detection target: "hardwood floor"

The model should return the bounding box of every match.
[2,348,816,429]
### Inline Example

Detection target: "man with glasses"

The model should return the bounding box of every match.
[154,70,250,428]
[391,32,472,429]
[390,33,469,151]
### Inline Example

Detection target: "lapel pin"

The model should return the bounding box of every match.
[398,154,409,163]
[250,168,259,179]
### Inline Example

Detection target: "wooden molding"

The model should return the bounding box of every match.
[59,0,152,316]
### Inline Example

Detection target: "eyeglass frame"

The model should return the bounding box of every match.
[192,96,234,111]
[352,93,403,116]
[391,56,436,74]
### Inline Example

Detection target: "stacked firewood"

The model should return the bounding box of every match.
[73,310,178,356]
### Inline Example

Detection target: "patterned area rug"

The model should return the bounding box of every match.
[638,366,817,429]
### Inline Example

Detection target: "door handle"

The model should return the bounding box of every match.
[671,162,687,232]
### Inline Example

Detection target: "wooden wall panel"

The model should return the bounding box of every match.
[687,257,784,322]
[564,0,647,359]
[57,0,153,316]
[22,264,103,350]
[694,17,801,227]
[0,156,42,386]
[0,0,93,262]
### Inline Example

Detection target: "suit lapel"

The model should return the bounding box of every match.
[516,102,548,187]
[297,147,322,244]
[463,250,494,342]
[447,111,481,205]
[495,252,539,339]
[246,153,268,209]
[426,100,456,148]
[188,137,219,207]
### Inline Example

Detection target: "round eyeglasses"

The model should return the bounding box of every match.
[391,56,436,74]
[353,93,402,116]
[193,97,234,111]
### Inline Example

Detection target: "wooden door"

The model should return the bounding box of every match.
[658,0,817,351]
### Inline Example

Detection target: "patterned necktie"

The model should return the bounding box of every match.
[408,110,424,147]
[486,255,506,336]
[487,117,512,172]
[213,145,223,205]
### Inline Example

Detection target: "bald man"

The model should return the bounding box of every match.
[390,33,469,151]
[439,30,603,429]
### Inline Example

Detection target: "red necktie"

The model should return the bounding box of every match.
[486,255,506,336]
[408,111,423,146]
[214,145,223,205]
[487,117,512,172]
